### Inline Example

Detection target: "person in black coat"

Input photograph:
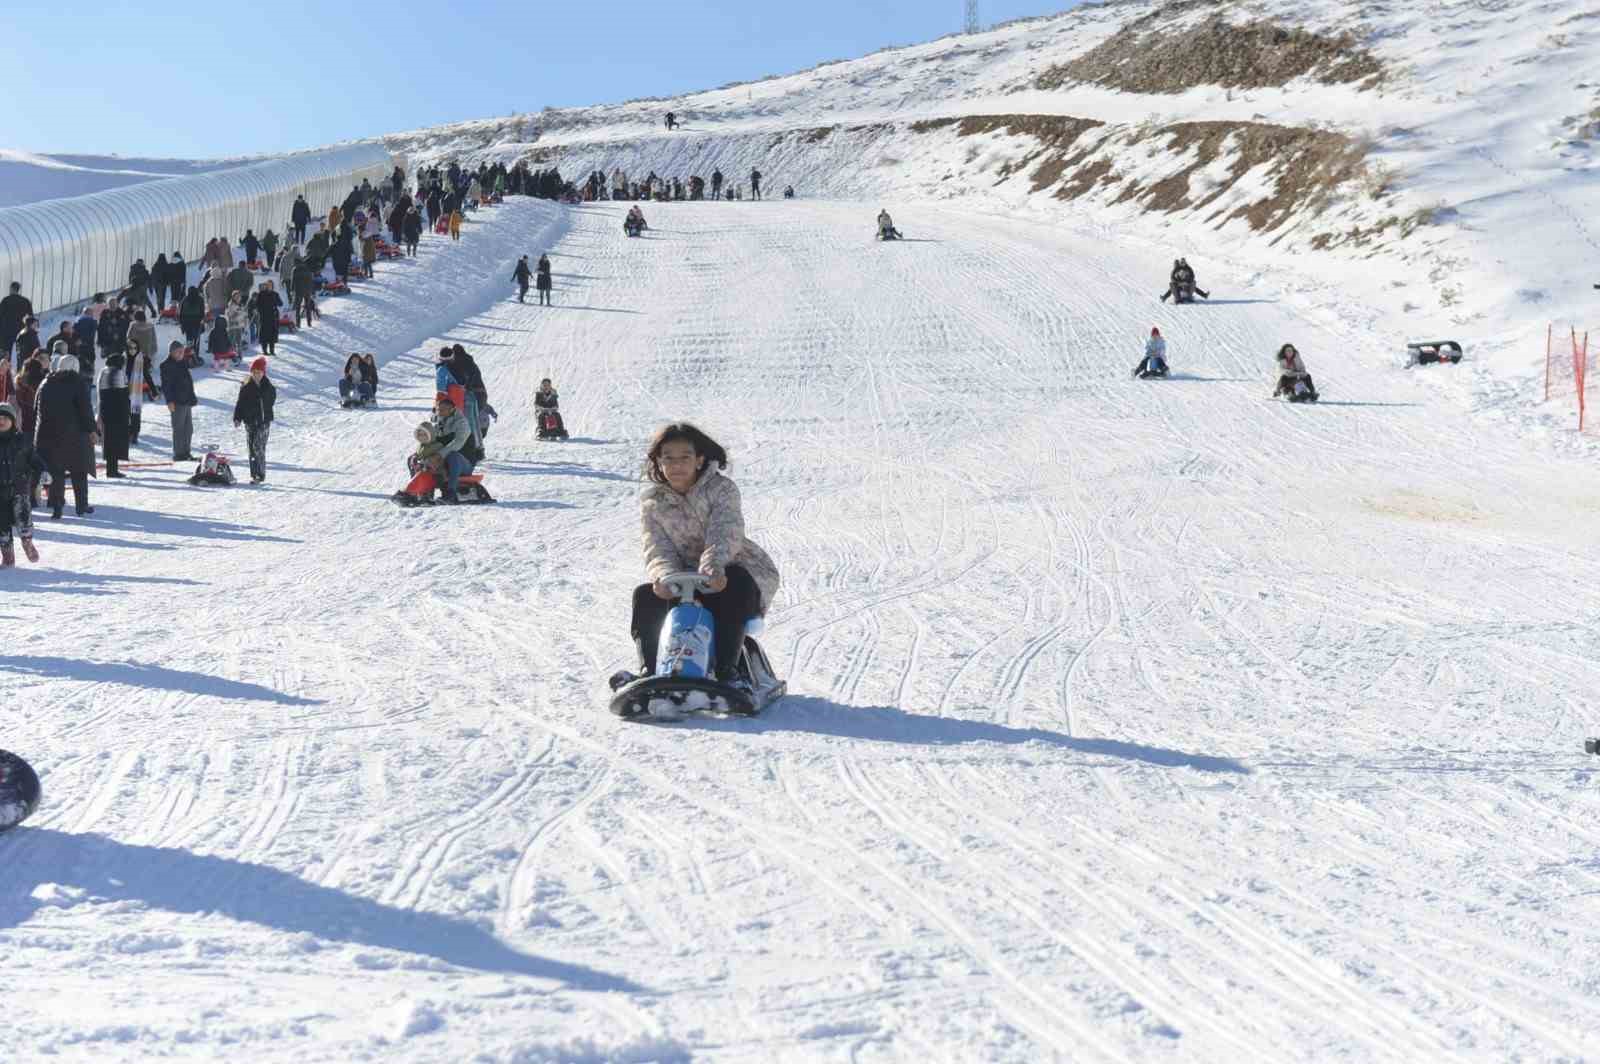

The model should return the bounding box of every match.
[255,282,283,355]
[97,352,132,478]
[291,196,312,243]
[14,317,40,363]
[124,261,157,315]
[160,341,198,461]
[536,254,553,306]
[403,207,422,256]
[0,282,33,358]
[177,286,206,348]
[0,400,47,564]
[241,229,260,264]
[33,354,97,517]
[232,357,276,483]
[167,252,188,306]
[511,255,531,302]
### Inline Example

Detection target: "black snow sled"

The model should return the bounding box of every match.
[1166,280,1210,304]
[537,410,569,440]
[1406,340,1463,366]
[0,750,41,832]
[608,573,786,722]
[1134,360,1170,379]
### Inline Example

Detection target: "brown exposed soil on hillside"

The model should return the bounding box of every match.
[1037,12,1385,93]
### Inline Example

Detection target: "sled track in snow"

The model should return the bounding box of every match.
[5,200,1600,1059]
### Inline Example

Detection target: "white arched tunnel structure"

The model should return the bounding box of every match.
[0,143,393,314]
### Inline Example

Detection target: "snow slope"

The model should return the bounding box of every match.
[4,194,1600,1060]
[387,0,1600,442]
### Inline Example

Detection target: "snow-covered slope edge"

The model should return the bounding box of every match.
[384,0,1600,438]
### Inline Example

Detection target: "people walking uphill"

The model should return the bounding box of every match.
[124,260,157,316]
[241,228,260,265]
[536,253,553,306]
[1,282,34,361]
[232,356,276,484]
[448,206,463,242]
[177,285,206,352]
[291,195,311,244]
[403,207,422,256]
[34,352,96,518]
[621,422,781,693]
[255,282,282,357]
[512,255,532,302]
[1272,343,1318,402]
[97,350,131,478]
[161,341,198,461]
[261,230,279,271]
[1133,327,1169,379]
[0,402,46,565]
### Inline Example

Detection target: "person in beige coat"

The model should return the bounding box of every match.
[1272,343,1319,401]
[631,422,779,685]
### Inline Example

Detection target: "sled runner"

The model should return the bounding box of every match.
[0,750,41,832]
[608,572,786,722]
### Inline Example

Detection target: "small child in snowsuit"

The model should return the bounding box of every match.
[0,402,46,565]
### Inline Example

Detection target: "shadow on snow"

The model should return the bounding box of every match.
[0,655,323,706]
[0,829,643,990]
[685,696,1250,773]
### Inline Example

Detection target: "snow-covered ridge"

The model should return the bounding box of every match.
[381,0,1600,424]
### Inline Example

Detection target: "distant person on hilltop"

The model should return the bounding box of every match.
[749,168,762,200]
[665,111,678,131]
[711,169,723,200]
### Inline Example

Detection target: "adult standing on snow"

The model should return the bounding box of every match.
[97,350,131,478]
[0,282,33,362]
[125,312,158,389]
[177,286,207,351]
[160,341,198,461]
[665,111,677,131]
[711,169,723,200]
[749,168,762,201]
[403,207,422,256]
[232,356,276,484]
[291,195,312,244]
[536,254,552,306]
[512,255,532,302]
[34,351,96,518]
[255,281,283,357]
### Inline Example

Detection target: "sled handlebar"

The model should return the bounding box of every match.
[659,571,714,603]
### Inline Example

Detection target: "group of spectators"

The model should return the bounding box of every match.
[580,166,786,203]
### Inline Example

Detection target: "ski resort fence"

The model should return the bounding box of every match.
[1543,324,1592,432]
[0,144,393,314]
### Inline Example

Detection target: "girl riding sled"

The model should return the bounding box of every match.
[623,422,781,694]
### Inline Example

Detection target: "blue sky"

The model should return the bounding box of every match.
[5,0,1075,159]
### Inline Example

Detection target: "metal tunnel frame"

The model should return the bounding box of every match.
[0,143,393,314]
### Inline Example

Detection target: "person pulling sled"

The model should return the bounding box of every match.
[1272,343,1319,402]
[535,378,569,440]
[1160,258,1209,303]
[391,392,494,506]
[608,422,785,720]
[1132,327,1169,379]
[876,209,903,241]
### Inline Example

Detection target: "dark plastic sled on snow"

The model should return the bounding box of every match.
[609,573,786,722]
[0,750,41,831]
[1407,340,1463,366]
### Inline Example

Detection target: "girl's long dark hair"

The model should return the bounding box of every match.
[645,422,728,485]
[344,354,361,375]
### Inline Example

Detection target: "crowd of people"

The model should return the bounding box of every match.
[0,155,577,556]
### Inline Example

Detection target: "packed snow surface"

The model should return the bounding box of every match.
[3,195,1598,1060]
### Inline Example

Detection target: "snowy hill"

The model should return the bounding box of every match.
[5,3,1600,1060]
[386,0,1600,437]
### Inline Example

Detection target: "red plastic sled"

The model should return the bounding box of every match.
[160,306,178,319]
